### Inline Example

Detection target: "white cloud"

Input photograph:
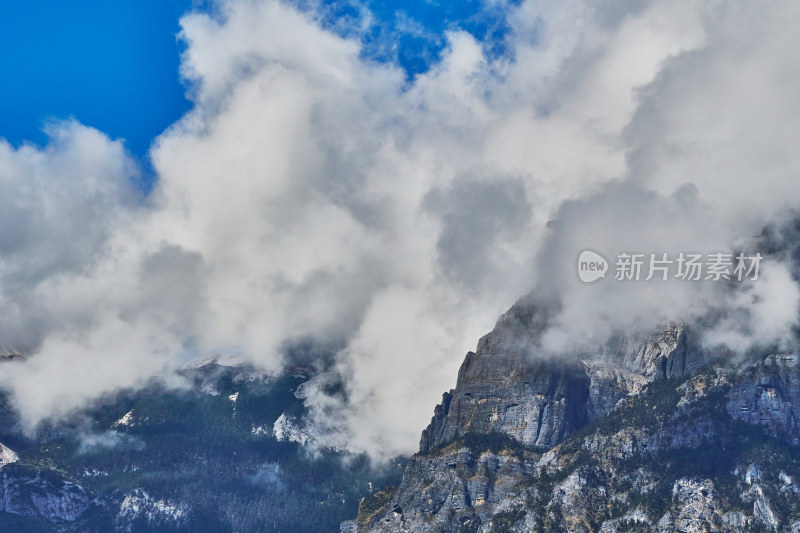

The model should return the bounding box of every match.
[1,0,800,459]
[0,121,138,352]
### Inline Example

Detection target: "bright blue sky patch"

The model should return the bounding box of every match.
[0,0,194,160]
[0,0,516,170]
[310,0,520,77]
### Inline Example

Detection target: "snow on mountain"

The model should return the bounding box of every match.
[117,488,189,531]
[112,409,135,428]
[0,443,18,467]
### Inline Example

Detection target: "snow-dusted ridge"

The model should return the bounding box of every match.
[0,443,18,467]
[112,409,135,428]
[180,353,249,370]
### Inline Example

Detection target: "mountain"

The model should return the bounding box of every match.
[0,356,405,532]
[350,296,800,532]
[4,307,799,533]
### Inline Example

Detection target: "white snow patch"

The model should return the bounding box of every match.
[181,353,248,370]
[753,486,779,529]
[251,425,270,436]
[118,489,189,529]
[622,508,652,525]
[201,382,220,396]
[113,409,135,428]
[745,463,762,485]
[271,410,350,452]
[0,442,19,466]
[83,469,110,477]
[273,413,312,445]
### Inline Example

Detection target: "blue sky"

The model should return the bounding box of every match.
[317,0,519,75]
[0,0,515,173]
[0,0,194,161]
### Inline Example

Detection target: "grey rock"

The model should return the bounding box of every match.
[752,486,779,529]
[421,297,706,453]
[0,465,93,523]
[359,296,800,532]
[727,353,800,444]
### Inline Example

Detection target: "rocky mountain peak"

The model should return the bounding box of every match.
[355,296,800,532]
[420,297,708,454]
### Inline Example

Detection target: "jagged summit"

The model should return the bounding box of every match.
[354,296,800,532]
[420,296,709,454]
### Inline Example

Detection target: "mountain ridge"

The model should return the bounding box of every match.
[0,357,404,532]
[352,295,800,532]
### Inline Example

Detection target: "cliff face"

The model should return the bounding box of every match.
[0,464,95,524]
[355,296,800,533]
[420,298,707,454]
[419,353,591,452]
[727,353,800,445]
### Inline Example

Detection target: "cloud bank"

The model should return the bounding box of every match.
[1,0,800,458]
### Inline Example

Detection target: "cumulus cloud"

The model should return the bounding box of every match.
[1,0,800,458]
[0,121,138,351]
[530,0,800,355]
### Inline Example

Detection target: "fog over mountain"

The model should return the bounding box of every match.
[2,0,800,460]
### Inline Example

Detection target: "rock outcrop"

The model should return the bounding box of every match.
[355,295,800,532]
[0,464,95,524]
[420,297,707,453]
[0,443,17,467]
[727,353,800,444]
